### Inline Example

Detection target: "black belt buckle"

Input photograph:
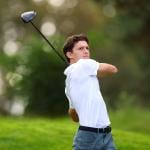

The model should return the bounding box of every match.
[105,126,111,133]
[97,128,101,133]
[97,126,111,133]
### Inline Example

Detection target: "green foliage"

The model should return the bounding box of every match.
[89,0,150,107]
[18,37,67,116]
[0,36,68,116]
[0,0,150,116]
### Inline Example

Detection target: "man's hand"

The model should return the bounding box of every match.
[97,63,118,78]
[68,108,79,122]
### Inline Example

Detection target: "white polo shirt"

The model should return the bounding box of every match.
[64,59,110,128]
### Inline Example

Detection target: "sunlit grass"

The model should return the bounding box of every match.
[110,107,150,134]
[114,130,150,150]
[0,108,150,150]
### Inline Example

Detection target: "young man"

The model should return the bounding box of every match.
[63,34,118,150]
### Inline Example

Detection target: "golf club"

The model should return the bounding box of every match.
[21,11,67,65]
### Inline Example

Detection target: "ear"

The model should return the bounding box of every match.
[66,51,73,59]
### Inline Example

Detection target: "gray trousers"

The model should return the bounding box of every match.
[73,130,116,150]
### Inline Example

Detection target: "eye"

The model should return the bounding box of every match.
[79,47,84,50]
[86,46,89,50]
[78,46,89,51]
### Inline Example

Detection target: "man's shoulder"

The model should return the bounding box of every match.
[64,64,73,75]
[78,59,99,67]
[79,58,95,63]
[64,59,98,75]
[77,59,97,66]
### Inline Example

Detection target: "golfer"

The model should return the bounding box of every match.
[63,34,118,150]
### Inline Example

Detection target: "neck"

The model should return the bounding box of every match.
[69,59,76,64]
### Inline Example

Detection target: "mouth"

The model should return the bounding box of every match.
[83,56,89,58]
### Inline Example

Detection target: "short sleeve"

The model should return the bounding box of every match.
[78,59,99,76]
[65,88,74,108]
[68,98,74,108]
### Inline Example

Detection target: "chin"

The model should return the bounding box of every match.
[82,57,89,59]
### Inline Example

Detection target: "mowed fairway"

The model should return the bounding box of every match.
[0,110,150,150]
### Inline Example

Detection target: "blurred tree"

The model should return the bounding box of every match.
[93,0,150,107]
[18,37,67,116]
[0,35,68,116]
[0,0,149,116]
[114,0,150,106]
[0,0,105,115]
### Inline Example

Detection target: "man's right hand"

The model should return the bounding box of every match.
[68,108,79,122]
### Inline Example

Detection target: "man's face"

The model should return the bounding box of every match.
[67,40,90,63]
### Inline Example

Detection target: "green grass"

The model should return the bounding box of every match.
[0,108,150,150]
[0,117,74,150]
[110,107,150,134]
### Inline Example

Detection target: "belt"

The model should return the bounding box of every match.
[79,125,111,133]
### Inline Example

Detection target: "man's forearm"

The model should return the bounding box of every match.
[68,108,79,122]
[97,63,118,78]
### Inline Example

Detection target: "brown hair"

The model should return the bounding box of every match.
[63,34,89,62]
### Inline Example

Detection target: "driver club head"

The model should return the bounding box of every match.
[20,10,68,65]
[21,11,36,23]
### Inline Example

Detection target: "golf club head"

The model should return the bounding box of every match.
[21,11,36,23]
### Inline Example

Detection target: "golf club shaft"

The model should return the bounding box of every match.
[30,21,67,65]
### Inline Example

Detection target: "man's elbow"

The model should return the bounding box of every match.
[98,65,118,78]
[112,66,118,74]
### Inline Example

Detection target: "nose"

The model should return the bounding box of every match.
[83,48,89,53]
